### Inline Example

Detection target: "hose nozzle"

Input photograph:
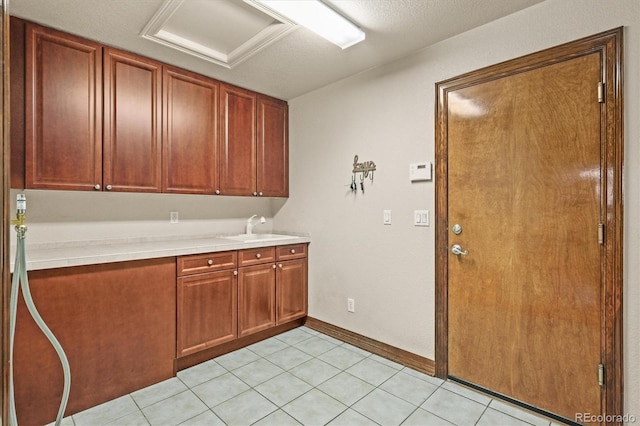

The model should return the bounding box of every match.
[11,194,27,236]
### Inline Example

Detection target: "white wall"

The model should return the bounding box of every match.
[274,0,640,418]
[10,189,279,245]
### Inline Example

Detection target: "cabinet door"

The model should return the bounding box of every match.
[178,270,237,357]
[164,66,219,194]
[238,264,275,337]
[276,258,308,324]
[25,23,102,190]
[13,258,176,426]
[220,84,256,196]
[257,95,288,197]
[103,48,162,192]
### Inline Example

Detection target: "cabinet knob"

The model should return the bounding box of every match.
[207,259,213,266]
[290,249,296,254]
[94,184,101,190]
[278,263,283,268]
[233,270,238,276]
[258,192,263,196]
[256,253,261,259]
[272,264,277,269]
[215,189,220,195]
[253,192,258,196]
[106,184,113,191]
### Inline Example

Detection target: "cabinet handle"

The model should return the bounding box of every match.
[106,184,113,191]
[207,259,213,266]
[290,249,296,254]
[278,263,283,268]
[259,192,263,196]
[233,270,238,276]
[272,264,277,269]
[215,189,220,195]
[256,253,261,259]
[94,184,101,190]
[253,192,258,196]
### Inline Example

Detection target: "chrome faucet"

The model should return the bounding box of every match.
[246,215,266,234]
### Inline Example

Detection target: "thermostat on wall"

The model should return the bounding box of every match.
[410,162,432,182]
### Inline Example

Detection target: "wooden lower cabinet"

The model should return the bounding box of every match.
[177,244,307,363]
[238,244,308,337]
[276,258,308,324]
[177,270,237,357]
[238,263,276,337]
[13,258,176,426]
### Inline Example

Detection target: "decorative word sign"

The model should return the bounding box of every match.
[349,155,376,194]
[352,155,376,177]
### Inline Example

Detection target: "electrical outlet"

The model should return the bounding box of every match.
[170,211,179,224]
[347,298,355,313]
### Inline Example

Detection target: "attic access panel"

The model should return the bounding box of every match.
[140,0,296,68]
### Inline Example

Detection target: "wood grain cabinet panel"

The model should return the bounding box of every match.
[219,84,257,196]
[177,270,237,357]
[178,251,237,276]
[276,258,308,324]
[17,20,289,197]
[25,23,102,190]
[103,48,162,192]
[164,66,220,194]
[257,95,289,197]
[10,17,26,189]
[238,246,276,267]
[276,243,307,261]
[238,263,276,337]
[13,258,176,426]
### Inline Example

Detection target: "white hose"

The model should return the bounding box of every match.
[9,229,72,426]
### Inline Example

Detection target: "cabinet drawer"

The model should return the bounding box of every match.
[238,247,276,267]
[178,251,237,276]
[276,244,307,261]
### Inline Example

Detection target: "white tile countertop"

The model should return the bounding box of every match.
[10,233,311,272]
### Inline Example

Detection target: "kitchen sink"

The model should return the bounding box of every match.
[221,233,298,243]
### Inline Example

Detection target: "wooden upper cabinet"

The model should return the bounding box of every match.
[25,23,102,190]
[103,48,162,192]
[18,20,289,196]
[10,17,26,189]
[163,66,219,194]
[257,95,289,197]
[219,84,257,196]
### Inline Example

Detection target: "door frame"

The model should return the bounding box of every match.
[434,28,624,420]
[2,1,10,424]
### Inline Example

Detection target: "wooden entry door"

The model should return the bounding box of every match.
[435,29,623,423]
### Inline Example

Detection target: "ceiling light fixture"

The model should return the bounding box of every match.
[247,0,365,49]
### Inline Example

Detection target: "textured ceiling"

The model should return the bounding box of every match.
[10,0,545,100]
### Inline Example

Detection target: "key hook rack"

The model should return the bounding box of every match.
[349,155,376,193]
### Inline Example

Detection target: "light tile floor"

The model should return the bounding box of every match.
[57,326,558,426]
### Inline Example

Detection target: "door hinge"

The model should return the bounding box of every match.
[598,223,605,245]
[598,364,605,386]
[597,82,605,103]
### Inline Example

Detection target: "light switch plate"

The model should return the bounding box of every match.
[414,210,429,226]
[383,210,392,225]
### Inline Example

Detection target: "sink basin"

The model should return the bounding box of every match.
[221,233,297,243]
